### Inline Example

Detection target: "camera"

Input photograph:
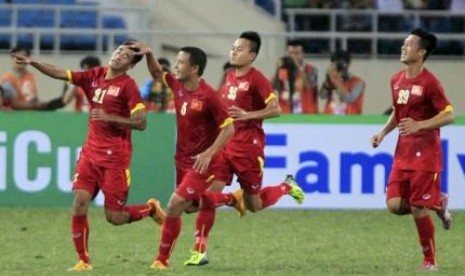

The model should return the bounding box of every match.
[335,61,347,72]
[279,56,297,75]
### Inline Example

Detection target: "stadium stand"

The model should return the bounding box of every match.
[0,0,129,51]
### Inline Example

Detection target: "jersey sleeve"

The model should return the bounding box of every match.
[428,75,452,113]
[208,88,233,128]
[162,72,178,91]
[68,67,102,88]
[253,70,276,104]
[126,79,145,114]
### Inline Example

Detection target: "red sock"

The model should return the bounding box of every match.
[201,191,234,210]
[123,204,151,222]
[71,215,90,263]
[193,208,216,253]
[157,216,181,262]
[260,183,291,208]
[414,215,436,262]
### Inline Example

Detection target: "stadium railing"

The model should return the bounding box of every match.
[284,8,465,58]
[0,3,150,54]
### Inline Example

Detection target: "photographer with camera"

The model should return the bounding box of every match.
[271,40,319,114]
[320,49,365,115]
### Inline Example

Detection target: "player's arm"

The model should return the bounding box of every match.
[371,109,398,148]
[193,119,234,174]
[228,95,280,121]
[129,42,164,81]
[91,106,147,131]
[398,106,454,136]
[11,53,68,81]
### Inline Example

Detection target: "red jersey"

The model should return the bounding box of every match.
[221,67,276,156]
[68,67,145,169]
[163,72,231,167]
[390,68,452,172]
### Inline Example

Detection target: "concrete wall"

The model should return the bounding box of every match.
[1,54,463,115]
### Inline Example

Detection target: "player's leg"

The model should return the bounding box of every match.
[102,168,165,225]
[151,171,211,270]
[385,169,411,215]
[435,192,452,230]
[185,180,228,266]
[410,171,441,271]
[239,157,304,212]
[68,157,98,271]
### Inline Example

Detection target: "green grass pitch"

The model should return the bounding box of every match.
[0,208,463,275]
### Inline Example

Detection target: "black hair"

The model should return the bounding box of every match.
[239,31,261,55]
[180,46,207,76]
[122,39,143,65]
[223,61,232,72]
[287,39,304,48]
[10,45,30,56]
[80,56,101,69]
[330,49,351,64]
[410,28,437,61]
[157,57,171,68]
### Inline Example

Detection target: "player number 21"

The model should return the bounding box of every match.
[397,89,409,105]
[92,88,107,104]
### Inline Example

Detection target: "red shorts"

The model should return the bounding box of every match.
[73,156,130,211]
[214,153,264,195]
[175,153,225,201]
[386,169,441,209]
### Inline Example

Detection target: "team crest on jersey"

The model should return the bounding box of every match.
[107,85,120,96]
[191,99,203,111]
[411,85,423,96]
[238,81,250,91]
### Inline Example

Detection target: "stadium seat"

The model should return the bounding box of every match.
[48,0,75,4]
[12,0,42,3]
[102,15,129,50]
[0,9,12,27]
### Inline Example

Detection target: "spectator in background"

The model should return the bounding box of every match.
[62,56,101,112]
[271,39,319,113]
[0,84,64,111]
[139,57,174,113]
[287,39,319,113]
[319,49,365,115]
[0,45,39,105]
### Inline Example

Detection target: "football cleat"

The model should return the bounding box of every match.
[436,193,452,230]
[67,260,93,271]
[419,259,439,271]
[147,198,166,226]
[285,175,305,204]
[184,250,209,266]
[231,189,246,217]
[150,259,169,270]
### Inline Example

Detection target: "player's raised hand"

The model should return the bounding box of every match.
[128,41,152,56]
[228,105,248,120]
[11,53,32,65]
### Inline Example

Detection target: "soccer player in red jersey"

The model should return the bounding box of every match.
[134,43,234,270]
[12,40,166,271]
[371,29,454,271]
[182,31,306,266]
